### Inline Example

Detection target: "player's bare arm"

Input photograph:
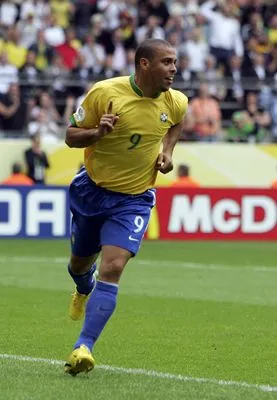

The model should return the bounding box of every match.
[65,101,119,148]
[156,120,183,174]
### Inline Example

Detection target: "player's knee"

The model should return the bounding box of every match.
[99,257,126,283]
[69,254,94,274]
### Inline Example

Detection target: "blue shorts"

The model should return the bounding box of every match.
[69,167,156,257]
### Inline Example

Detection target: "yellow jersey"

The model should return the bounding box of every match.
[70,75,188,194]
[4,42,27,68]
[50,0,71,28]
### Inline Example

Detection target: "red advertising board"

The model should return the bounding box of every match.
[146,188,277,240]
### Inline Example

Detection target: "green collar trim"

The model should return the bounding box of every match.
[129,74,143,97]
[69,115,77,127]
[129,74,161,99]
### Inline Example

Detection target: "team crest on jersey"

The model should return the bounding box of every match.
[160,112,168,122]
[75,106,85,122]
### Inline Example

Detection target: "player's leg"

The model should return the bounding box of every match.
[65,190,155,376]
[68,215,102,320]
[65,220,102,376]
[72,192,155,355]
[65,246,131,376]
[67,168,103,320]
[65,167,103,375]
[73,245,132,351]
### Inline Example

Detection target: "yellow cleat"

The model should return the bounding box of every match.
[69,271,98,320]
[64,345,95,377]
[69,290,89,321]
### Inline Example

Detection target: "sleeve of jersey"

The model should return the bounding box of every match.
[172,91,189,125]
[69,85,103,129]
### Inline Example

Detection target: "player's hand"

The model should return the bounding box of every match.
[98,101,119,137]
[155,152,173,174]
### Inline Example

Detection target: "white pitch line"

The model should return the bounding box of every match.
[0,353,276,393]
[0,256,277,273]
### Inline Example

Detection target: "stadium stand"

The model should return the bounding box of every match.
[0,0,277,143]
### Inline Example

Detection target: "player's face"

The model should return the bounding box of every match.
[148,47,177,92]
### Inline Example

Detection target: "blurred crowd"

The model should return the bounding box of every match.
[0,0,277,143]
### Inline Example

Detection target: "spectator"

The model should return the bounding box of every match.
[226,110,258,143]
[226,90,271,143]
[175,53,197,94]
[168,0,199,19]
[72,0,97,41]
[255,33,271,57]
[17,11,41,49]
[189,82,222,141]
[44,13,65,47]
[171,164,200,187]
[1,162,34,185]
[42,54,70,109]
[79,33,106,76]
[105,28,127,76]
[245,91,271,133]
[27,91,75,141]
[20,0,51,25]
[166,31,181,54]
[90,13,106,40]
[3,26,27,68]
[264,3,277,27]
[260,77,277,142]
[240,0,268,27]
[19,50,41,99]
[29,91,62,124]
[225,55,244,104]
[97,0,127,31]
[268,14,277,46]
[0,83,26,136]
[179,27,209,74]
[50,0,74,29]
[24,134,50,184]
[165,13,186,47]
[124,0,138,21]
[241,12,265,43]
[137,0,149,26]
[136,15,165,43]
[70,53,94,98]
[0,0,276,143]
[147,0,170,27]
[67,27,82,51]
[198,54,226,101]
[200,0,244,69]
[29,29,54,71]
[242,52,270,89]
[267,44,277,76]
[28,109,61,143]
[243,36,259,72]
[0,51,18,94]
[118,10,137,50]
[0,1,18,29]
[54,28,79,70]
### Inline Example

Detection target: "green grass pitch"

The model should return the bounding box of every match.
[0,239,277,400]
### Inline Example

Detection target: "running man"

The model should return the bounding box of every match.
[64,39,188,376]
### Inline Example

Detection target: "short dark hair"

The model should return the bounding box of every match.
[12,162,22,174]
[178,164,189,177]
[135,39,173,68]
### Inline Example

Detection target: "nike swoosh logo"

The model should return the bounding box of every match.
[129,235,139,242]
[97,306,111,313]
